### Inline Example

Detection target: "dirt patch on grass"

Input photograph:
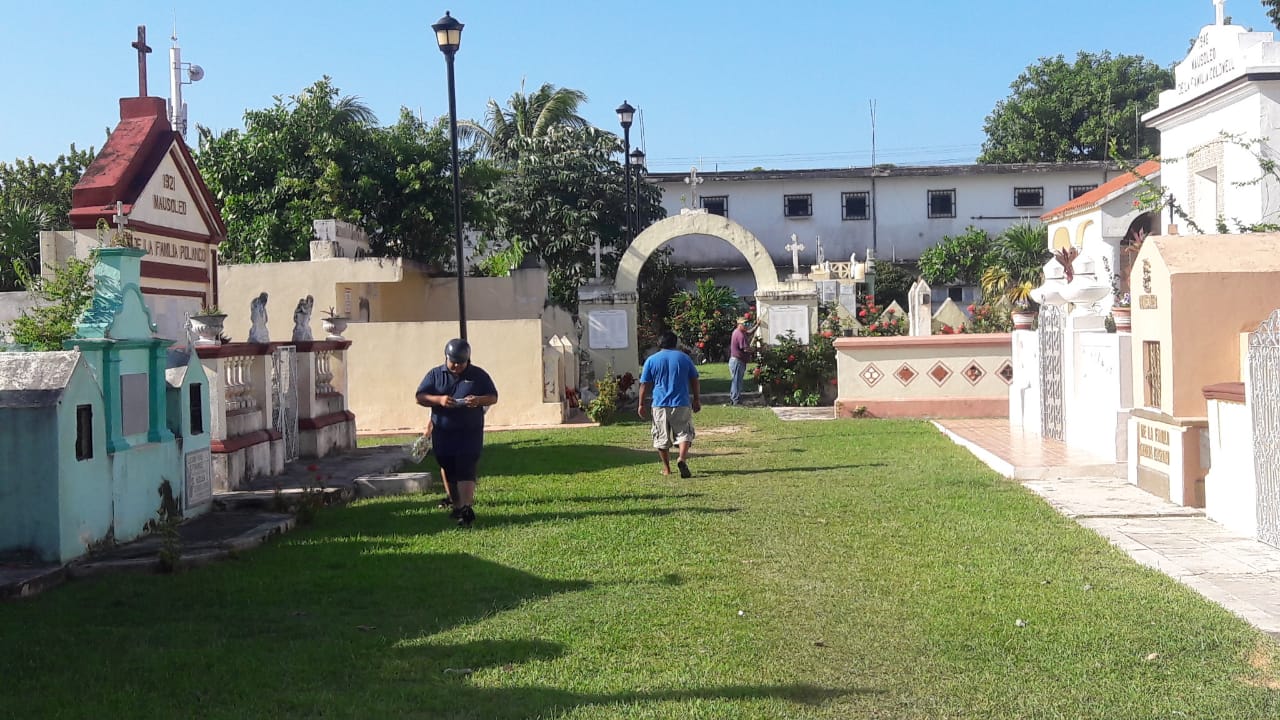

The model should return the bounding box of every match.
[1239,641,1280,689]
[700,425,751,436]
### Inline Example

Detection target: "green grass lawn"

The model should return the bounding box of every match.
[5,409,1280,718]
[694,361,731,394]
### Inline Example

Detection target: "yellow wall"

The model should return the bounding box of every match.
[342,319,563,432]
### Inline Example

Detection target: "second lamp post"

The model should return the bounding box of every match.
[616,101,635,244]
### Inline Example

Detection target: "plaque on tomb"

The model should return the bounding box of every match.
[1139,294,1158,310]
[185,450,212,507]
[768,305,810,344]
[816,280,840,304]
[120,373,150,436]
[588,310,629,349]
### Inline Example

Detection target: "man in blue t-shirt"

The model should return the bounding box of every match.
[415,338,498,527]
[638,331,701,478]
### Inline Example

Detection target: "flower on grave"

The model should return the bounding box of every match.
[697,341,705,349]
[967,304,975,313]
[858,309,867,318]
[306,464,319,472]
[821,330,832,338]
[829,378,838,385]
[1115,292,1131,308]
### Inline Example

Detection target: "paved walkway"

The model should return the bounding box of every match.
[935,418,1280,638]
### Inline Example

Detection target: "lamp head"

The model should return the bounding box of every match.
[433,11,464,55]
[616,100,635,129]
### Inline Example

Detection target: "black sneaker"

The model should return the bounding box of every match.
[436,496,453,510]
[456,505,476,528]
[677,461,691,478]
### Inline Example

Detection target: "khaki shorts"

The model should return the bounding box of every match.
[651,406,695,449]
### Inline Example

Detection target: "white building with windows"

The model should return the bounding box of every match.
[646,162,1122,296]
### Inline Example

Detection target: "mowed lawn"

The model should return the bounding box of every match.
[3,408,1279,719]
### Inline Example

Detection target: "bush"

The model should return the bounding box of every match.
[752,331,836,406]
[965,302,1012,333]
[667,279,741,362]
[585,368,634,425]
[855,295,908,337]
[8,253,96,351]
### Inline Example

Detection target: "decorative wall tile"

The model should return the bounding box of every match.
[962,360,985,385]
[997,360,1014,384]
[895,363,918,386]
[929,362,952,386]
[860,363,884,387]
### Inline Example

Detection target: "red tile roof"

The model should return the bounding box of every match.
[69,97,225,240]
[1040,160,1160,221]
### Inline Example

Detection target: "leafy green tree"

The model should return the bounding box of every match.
[868,261,913,310]
[0,145,96,228]
[0,202,51,291]
[462,82,589,163]
[979,51,1172,163]
[636,250,684,355]
[1268,0,1280,30]
[917,226,995,286]
[478,126,664,309]
[197,78,492,266]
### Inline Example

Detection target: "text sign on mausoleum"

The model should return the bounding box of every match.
[1175,24,1248,99]
[1137,421,1172,469]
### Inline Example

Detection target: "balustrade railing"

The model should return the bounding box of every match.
[315,350,335,395]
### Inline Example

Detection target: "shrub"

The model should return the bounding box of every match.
[856,295,908,337]
[752,331,836,406]
[8,253,96,351]
[965,302,1013,333]
[585,368,632,425]
[667,279,741,363]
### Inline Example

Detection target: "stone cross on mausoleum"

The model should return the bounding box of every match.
[684,167,704,208]
[1214,0,1227,25]
[131,25,152,97]
[785,233,806,277]
[112,201,129,240]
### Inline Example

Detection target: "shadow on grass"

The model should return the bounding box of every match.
[482,492,706,507]
[340,498,738,536]
[431,683,876,720]
[475,443,656,477]
[693,463,887,476]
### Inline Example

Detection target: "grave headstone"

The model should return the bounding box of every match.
[909,278,932,336]
[932,298,969,333]
[768,305,811,344]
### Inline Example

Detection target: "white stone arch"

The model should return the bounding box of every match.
[614,212,782,294]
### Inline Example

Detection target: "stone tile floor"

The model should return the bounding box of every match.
[936,418,1280,638]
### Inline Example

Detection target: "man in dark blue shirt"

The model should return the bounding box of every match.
[415,339,498,527]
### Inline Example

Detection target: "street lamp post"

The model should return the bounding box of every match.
[616,101,635,244]
[628,148,646,236]
[433,10,467,339]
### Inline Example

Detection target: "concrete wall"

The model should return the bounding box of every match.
[651,165,1115,267]
[0,408,61,560]
[1204,396,1256,537]
[342,319,564,433]
[834,333,1012,418]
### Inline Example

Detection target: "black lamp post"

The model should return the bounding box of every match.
[628,148,646,234]
[433,10,467,339]
[616,101,635,243]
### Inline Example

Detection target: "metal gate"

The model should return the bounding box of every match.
[273,346,300,462]
[1250,309,1280,547]
[1038,304,1065,441]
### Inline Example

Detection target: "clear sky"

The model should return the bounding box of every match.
[0,0,1273,173]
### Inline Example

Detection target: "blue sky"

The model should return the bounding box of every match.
[0,1,1273,172]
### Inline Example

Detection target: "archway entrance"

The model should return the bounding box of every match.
[578,211,819,378]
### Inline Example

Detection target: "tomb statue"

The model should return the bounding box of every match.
[248,292,270,344]
[292,295,315,342]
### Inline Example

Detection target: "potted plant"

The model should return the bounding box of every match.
[188,305,227,346]
[320,306,349,339]
[1010,297,1036,331]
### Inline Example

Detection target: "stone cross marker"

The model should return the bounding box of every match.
[908,278,932,336]
[112,200,129,241]
[1214,0,1226,25]
[785,234,805,276]
[684,167,704,207]
[131,25,152,97]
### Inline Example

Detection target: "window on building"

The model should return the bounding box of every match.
[1143,341,1162,408]
[927,189,956,218]
[784,194,812,217]
[1014,187,1044,207]
[948,286,963,302]
[189,383,204,435]
[75,405,93,461]
[701,195,728,217]
[841,191,869,220]
[1069,184,1098,200]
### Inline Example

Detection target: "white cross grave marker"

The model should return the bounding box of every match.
[684,166,704,207]
[1214,0,1226,25]
[785,233,806,276]
[112,200,130,245]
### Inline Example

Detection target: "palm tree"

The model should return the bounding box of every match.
[0,201,51,291]
[980,222,1049,308]
[462,81,589,162]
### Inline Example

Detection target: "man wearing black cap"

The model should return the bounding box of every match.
[415,338,499,527]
